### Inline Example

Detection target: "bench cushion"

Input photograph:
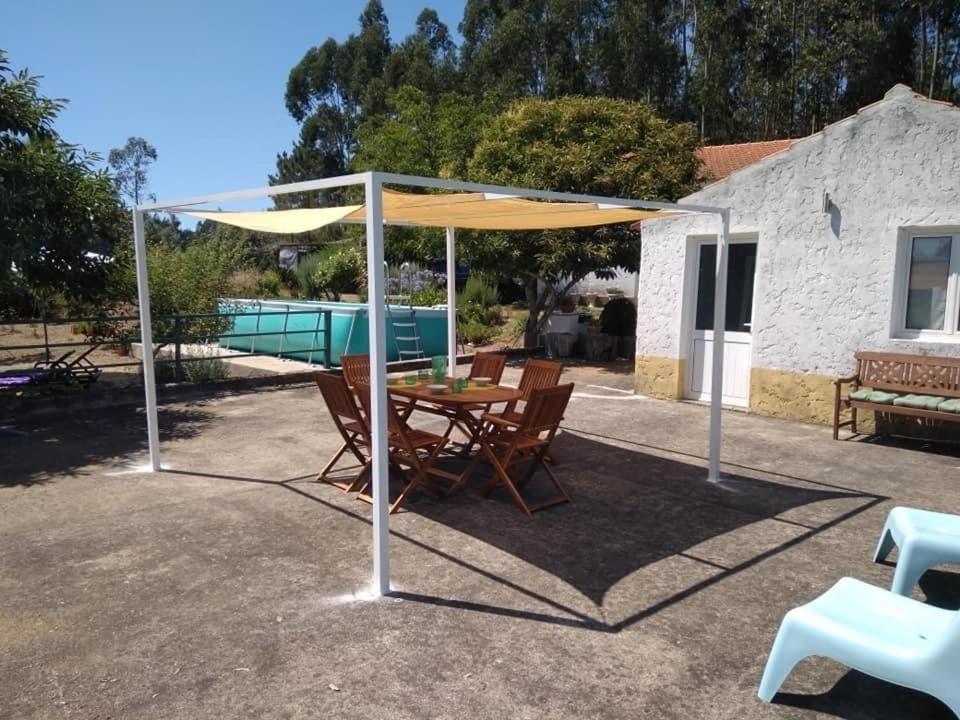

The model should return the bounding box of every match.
[937,398,960,413]
[892,394,947,410]
[849,389,900,404]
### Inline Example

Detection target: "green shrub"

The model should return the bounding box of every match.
[276,266,299,293]
[599,297,637,336]
[148,235,249,341]
[457,276,500,324]
[508,312,528,338]
[256,269,282,297]
[153,362,178,383]
[482,305,504,326]
[411,285,447,306]
[461,276,499,307]
[184,356,230,383]
[295,253,324,299]
[224,268,261,297]
[459,319,499,346]
[313,247,364,301]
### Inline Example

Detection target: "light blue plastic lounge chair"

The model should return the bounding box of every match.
[875,506,960,596]
[758,577,960,716]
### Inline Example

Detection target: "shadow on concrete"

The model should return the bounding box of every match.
[918,568,960,611]
[0,404,213,487]
[774,670,954,719]
[408,431,884,612]
[156,431,885,637]
[855,432,960,458]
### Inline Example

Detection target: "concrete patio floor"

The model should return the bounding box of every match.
[3,361,960,719]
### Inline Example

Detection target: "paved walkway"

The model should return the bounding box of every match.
[2,365,959,719]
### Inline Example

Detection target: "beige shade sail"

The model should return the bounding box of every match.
[173,189,670,233]
[182,205,363,234]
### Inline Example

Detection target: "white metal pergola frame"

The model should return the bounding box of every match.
[133,171,732,596]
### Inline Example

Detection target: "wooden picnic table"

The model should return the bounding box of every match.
[388,377,522,408]
[388,378,523,490]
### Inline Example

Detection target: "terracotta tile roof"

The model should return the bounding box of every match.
[696,139,797,182]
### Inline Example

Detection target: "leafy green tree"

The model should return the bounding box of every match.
[460,0,606,100]
[0,51,127,316]
[352,86,498,264]
[385,9,459,96]
[108,136,158,205]
[353,86,497,179]
[146,233,251,343]
[598,0,685,115]
[272,0,392,208]
[466,96,699,346]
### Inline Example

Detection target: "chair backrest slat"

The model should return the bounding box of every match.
[315,372,366,431]
[518,358,563,401]
[518,383,574,436]
[353,381,409,446]
[469,352,507,384]
[340,354,370,388]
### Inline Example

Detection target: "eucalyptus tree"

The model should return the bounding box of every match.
[108,136,157,205]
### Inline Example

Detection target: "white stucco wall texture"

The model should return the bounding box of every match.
[637,86,960,381]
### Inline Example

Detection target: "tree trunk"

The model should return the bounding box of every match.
[930,13,941,98]
[919,4,927,90]
[523,278,541,348]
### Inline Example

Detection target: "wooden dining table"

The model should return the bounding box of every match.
[387,377,523,488]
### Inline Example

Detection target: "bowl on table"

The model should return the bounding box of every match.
[472,377,492,387]
[426,384,448,395]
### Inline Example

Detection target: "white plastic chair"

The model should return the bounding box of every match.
[758,577,960,716]
[875,506,960,596]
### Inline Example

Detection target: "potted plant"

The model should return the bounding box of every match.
[114,328,135,357]
[599,297,638,359]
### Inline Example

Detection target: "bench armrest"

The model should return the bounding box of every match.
[834,373,859,388]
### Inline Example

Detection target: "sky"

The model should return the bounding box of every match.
[5,0,465,210]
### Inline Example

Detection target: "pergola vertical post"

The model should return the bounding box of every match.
[132,208,161,471]
[707,209,731,483]
[445,227,457,376]
[364,173,390,595]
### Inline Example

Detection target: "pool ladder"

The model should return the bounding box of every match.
[385,262,425,360]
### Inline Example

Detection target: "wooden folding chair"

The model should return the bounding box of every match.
[339,353,370,388]
[469,351,507,384]
[433,352,509,452]
[488,358,563,426]
[353,382,455,513]
[314,372,370,492]
[466,383,574,516]
[341,352,413,415]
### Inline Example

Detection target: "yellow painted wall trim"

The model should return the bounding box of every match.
[635,355,685,400]
[749,367,838,425]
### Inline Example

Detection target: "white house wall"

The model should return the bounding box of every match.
[635,86,960,423]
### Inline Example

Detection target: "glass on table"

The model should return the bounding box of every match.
[431,355,447,383]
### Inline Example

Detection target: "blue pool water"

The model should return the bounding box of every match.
[219,299,448,365]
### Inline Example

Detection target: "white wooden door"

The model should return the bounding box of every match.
[687,242,757,407]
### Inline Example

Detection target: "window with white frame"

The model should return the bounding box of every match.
[899,233,960,336]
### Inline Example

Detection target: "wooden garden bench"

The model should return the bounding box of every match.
[833,351,960,440]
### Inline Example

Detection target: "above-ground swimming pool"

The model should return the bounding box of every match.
[219,299,448,365]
